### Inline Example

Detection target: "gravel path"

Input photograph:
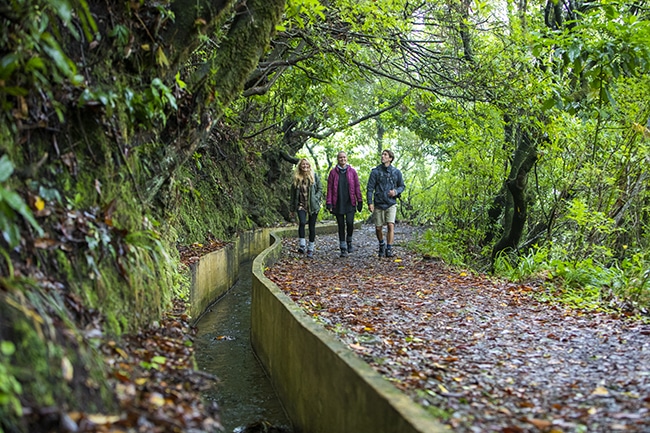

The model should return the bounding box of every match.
[267,223,650,433]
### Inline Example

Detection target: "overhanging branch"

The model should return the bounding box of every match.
[292,92,411,140]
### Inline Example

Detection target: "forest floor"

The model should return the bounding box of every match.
[265,223,650,433]
[37,224,649,433]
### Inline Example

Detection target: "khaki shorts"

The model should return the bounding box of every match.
[374,205,397,226]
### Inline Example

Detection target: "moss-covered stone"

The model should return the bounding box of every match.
[1,284,117,432]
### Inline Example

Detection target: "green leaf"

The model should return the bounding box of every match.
[0,53,19,80]
[71,74,85,86]
[174,72,187,90]
[567,43,581,62]
[0,156,14,182]
[1,340,16,356]
[41,33,75,77]
[0,188,44,236]
[541,97,556,111]
[151,356,166,365]
[2,87,29,97]
[601,86,616,107]
[572,57,583,75]
[0,204,22,248]
[109,25,130,46]
[77,0,99,40]
[25,56,46,72]
[49,0,73,24]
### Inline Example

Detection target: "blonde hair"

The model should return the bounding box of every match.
[293,158,315,186]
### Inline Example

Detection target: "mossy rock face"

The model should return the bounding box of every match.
[168,137,292,244]
[0,99,295,432]
[0,287,117,433]
[0,0,294,427]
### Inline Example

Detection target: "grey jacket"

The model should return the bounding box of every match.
[366,164,405,210]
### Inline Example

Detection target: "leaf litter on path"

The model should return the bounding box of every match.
[265,224,650,433]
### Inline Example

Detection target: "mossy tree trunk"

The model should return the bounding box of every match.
[490,117,538,261]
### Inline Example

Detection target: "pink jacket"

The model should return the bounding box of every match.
[326,165,363,208]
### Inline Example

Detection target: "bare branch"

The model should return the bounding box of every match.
[292,92,410,140]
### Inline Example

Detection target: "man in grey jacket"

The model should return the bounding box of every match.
[366,149,405,258]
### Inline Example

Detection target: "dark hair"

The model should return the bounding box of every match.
[383,149,394,162]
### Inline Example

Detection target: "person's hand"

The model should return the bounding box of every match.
[368,204,374,212]
[326,204,333,213]
[388,189,396,197]
[356,202,362,212]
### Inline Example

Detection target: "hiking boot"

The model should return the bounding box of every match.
[347,241,354,253]
[385,246,394,258]
[306,249,313,258]
[378,243,386,258]
[340,248,348,258]
[297,246,306,254]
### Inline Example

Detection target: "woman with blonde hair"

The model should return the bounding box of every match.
[290,158,322,258]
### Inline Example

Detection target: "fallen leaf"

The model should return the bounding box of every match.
[148,392,165,407]
[592,386,610,396]
[61,357,74,382]
[527,418,552,429]
[86,414,122,425]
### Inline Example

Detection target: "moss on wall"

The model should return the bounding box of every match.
[1,97,295,432]
[0,0,294,425]
[0,284,117,431]
[165,137,291,244]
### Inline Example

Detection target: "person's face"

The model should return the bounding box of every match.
[381,151,392,164]
[300,160,310,171]
[337,153,348,165]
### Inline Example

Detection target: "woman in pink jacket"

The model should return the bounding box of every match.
[326,151,363,257]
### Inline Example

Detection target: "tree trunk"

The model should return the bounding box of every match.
[491,125,538,260]
[483,183,508,245]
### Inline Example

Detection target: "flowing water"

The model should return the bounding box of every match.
[194,260,292,433]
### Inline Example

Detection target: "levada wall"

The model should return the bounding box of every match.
[188,225,336,323]
[250,228,450,433]
[188,228,270,321]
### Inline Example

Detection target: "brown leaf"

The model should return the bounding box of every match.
[526,418,552,429]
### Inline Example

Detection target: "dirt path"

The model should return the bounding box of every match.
[266,224,650,433]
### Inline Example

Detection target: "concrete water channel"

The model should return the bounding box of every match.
[194,260,291,432]
[188,226,447,433]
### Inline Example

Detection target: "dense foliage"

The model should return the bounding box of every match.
[265,0,650,311]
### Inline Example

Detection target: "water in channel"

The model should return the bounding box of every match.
[194,260,292,433]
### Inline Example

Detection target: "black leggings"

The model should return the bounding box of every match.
[298,210,317,242]
[335,211,355,242]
